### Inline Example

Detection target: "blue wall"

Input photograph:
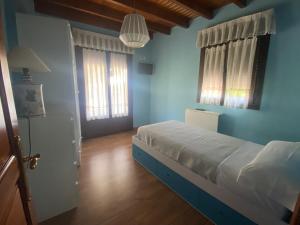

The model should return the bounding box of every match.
[1,0,34,50]
[4,0,300,143]
[149,0,300,144]
[132,44,152,127]
[1,0,152,127]
[1,0,18,50]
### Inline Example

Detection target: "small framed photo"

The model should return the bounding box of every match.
[14,83,46,118]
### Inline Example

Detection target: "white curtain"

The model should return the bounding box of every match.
[200,44,226,105]
[83,48,109,121]
[196,9,275,48]
[110,53,129,118]
[224,37,258,108]
[73,28,134,54]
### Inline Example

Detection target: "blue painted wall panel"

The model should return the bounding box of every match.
[149,0,300,144]
[2,3,152,128]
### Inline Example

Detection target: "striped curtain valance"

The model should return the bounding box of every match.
[72,28,134,54]
[196,9,276,48]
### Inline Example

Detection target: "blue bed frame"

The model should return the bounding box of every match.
[132,144,257,225]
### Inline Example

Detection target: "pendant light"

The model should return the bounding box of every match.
[119,0,150,48]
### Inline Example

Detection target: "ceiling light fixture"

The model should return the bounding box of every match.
[119,1,150,48]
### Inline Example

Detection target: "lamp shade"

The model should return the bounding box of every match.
[119,13,150,48]
[8,47,51,73]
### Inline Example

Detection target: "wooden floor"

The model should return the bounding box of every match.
[40,130,214,225]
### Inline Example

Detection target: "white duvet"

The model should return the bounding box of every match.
[137,120,248,183]
[136,121,289,219]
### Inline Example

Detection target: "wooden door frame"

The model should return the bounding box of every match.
[0,14,36,225]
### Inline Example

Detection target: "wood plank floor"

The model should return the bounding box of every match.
[40,130,214,225]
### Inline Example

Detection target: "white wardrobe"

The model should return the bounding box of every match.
[16,13,81,222]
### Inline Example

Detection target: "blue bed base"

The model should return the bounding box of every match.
[132,144,257,225]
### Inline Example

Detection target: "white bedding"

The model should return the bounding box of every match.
[137,120,246,183]
[237,141,300,211]
[217,143,288,218]
[136,120,289,219]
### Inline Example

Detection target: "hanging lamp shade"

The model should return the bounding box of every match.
[119,13,150,48]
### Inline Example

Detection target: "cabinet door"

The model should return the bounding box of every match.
[16,13,79,221]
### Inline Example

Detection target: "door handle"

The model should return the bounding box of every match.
[23,153,41,170]
[15,135,41,170]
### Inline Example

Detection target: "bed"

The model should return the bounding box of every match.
[132,120,296,225]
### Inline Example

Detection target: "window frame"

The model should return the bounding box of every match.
[75,46,133,138]
[197,35,271,110]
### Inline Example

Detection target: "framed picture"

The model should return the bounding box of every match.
[14,83,46,118]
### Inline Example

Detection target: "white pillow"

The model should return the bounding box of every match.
[237,141,300,210]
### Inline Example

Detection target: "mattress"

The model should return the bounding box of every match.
[136,120,289,221]
[137,120,245,183]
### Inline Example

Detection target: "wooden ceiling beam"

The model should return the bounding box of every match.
[168,0,213,19]
[36,0,171,34]
[232,0,247,8]
[35,0,156,39]
[35,0,122,31]
[108,0,190,28]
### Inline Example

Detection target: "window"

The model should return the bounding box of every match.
[73,28,133,138]
[199,44,226,106]
[83,48,109,120]
[82,48,129,121]
[196,9,275,109]
[197,35,270,109]
[110,53,129,118]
